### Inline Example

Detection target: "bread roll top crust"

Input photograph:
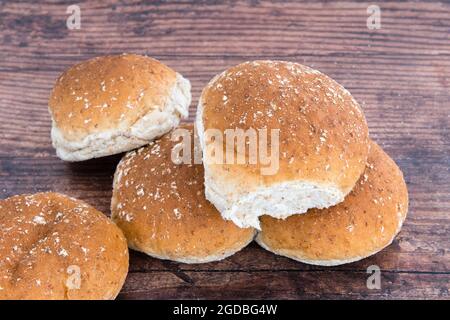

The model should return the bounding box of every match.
[49,54,177,141]
[258,141,408,263]
[111,124,255,262]
[0,192,129,300]
[200,60,369,192]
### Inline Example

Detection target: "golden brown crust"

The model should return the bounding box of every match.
[111,124,255,263]
[49,54,177,141]
[257,141,409,264]
[0,192,129,300]
[200,60,369,193]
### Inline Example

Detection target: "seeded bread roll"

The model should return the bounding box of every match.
[0,192,129,300]
[111,124,255,263]
[256,141,408,266]
[49,53,191,161]
[196,60,370,229]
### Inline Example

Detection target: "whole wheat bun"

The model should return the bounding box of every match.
[111,124,255,264]
[256,141,408,266]
[0,192,129,300]
[49,54,191,161]
[196,60,369,229]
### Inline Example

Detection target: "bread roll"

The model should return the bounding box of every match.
[0,192,129,299]
[111,124,255,263]
[256,141,408,266]
[196,60,369,228]
[49,54,191,161]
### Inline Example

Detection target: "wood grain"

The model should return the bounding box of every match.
[119,271,449,300]
[0,0,449,299]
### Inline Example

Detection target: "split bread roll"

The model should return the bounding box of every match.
[196,60,369,229]
[256,141,408,266]
[111,124,255,263]
[0,192,129,300]
[49,53,191,161]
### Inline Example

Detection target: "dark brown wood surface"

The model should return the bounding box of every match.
[0,0,449,300]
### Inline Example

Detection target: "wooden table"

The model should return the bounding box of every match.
[0,0,449,299]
